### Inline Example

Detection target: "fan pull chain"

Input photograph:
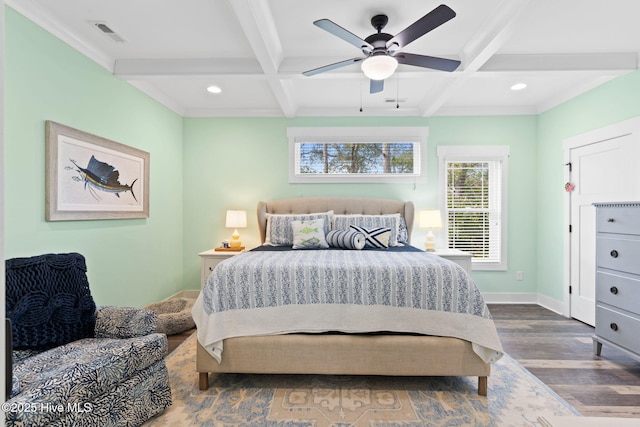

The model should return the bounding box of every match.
[360,75,364,112]
[396,73,400,109]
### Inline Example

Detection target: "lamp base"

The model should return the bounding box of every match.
[424,231,436,252]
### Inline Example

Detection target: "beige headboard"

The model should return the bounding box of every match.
[257,196,415,244]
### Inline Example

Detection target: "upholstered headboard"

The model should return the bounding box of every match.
[257,197,415,244]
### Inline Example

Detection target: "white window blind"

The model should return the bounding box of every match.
[446,160,502,263]
[437,146,509,271]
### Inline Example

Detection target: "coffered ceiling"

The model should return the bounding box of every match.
[7,0,640,117]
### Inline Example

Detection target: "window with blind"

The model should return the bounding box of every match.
[437,146,509,270]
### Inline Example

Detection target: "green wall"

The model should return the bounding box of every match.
[182,115,539,294]
[4,8,185,306]
[536,70,640,301]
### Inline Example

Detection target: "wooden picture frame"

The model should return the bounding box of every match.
[45,121,150,221]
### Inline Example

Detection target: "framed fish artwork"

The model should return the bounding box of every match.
[45,121,150,221]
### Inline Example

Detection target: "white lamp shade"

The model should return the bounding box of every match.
[419,210,443,229]
[225,210,247,228]
[361,55,398,81]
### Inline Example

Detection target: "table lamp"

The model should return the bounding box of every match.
[419,210,442,252]
[226,210,247,249]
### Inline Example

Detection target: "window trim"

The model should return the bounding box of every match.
[437,145,509,271]
[288,127,428,183]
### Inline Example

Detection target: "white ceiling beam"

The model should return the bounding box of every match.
[481,53,638,72]
[419,0,533,117]
[113,58,263,78]
[227,0,297,118]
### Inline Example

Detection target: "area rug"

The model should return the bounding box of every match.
[143,334,580,426]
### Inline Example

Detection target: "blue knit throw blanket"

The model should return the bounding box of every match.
[5,253,97,350]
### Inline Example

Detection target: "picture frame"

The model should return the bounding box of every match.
[45,121,150,221]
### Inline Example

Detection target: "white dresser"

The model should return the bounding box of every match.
[593,202,640,360]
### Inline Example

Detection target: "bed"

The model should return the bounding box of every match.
[192,196,503,396]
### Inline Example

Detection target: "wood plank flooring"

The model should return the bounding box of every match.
[167,304,640,418]
[489,304,640,418]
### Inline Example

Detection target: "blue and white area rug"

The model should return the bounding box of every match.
[143,334,580,426]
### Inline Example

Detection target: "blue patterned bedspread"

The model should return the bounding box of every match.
[193,248,503,364]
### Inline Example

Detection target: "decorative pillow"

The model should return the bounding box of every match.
[292,219,330,249]
[326,229,366,250]
[398,217,409,243]
[333,214,401,246]
[349,225,392,249]
[265,211,333,246]
[5,253,97,350]
[95,306,159,338]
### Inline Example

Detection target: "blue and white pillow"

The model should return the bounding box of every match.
[326,229,366,250]
[265,211,333,246]
[349,225,392,249]
[292,219,330,249]
[333,214,401,246]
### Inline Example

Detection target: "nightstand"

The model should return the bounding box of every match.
[431,248,472,274]
[198,249,244,288]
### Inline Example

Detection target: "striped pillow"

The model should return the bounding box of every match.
[349,225,392,249]
[326,229,366,250]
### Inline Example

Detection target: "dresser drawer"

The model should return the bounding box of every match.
[597,271,640,314]
[597,206,640,235]
[596,236,640,274]
[596,306,640,355]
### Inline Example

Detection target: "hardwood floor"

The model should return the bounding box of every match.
[489,304,640,418]
[167,304,640,418]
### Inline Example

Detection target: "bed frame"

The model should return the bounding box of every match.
[196,196,490,395]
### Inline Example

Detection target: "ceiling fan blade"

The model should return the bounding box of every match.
[395,52,460,72]
[314,19,374,53]
[370,79,384,94]
[302,57,364,76]
[386,4,456,51]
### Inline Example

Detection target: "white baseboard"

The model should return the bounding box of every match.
[483,292,538,304]
[163,290,200,301]
[483,292,567,317]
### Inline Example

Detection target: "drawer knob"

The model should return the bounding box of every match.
[607,218,615,222]
[610,286,619,295]
[610,323,619,332]
[610,250,619,258]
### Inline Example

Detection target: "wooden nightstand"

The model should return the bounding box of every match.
[198,249,244,288]
[431,248,472,274]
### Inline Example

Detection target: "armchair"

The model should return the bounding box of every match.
[5,253,172,427]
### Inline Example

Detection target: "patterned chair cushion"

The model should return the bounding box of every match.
[5,253,96,350]
[8,334,168,426]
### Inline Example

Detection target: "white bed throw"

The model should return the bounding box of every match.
[192,249,504,364]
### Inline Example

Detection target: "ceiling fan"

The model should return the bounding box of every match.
[302,4,461,94]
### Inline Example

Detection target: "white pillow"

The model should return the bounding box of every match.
[292,219,329,249]
[265,210,333,246]
[349,225,392,249]
[332,214,401,246]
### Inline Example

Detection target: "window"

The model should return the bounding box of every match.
[288,127,428,183]
[437,146,509,270]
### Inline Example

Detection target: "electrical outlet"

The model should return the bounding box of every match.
[516,271,523,281]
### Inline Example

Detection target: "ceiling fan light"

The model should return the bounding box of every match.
[361,55,398,81]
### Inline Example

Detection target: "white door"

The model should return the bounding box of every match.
[568,133,640,325]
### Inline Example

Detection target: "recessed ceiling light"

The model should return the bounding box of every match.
[510,83,527,91]
[206,85,222,94]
